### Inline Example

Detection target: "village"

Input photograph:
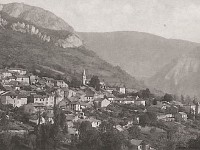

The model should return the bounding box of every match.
[0,67,200,150]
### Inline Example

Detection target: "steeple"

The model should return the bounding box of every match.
[82,69,87,85]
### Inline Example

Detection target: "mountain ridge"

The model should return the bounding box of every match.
[78,31,200,78]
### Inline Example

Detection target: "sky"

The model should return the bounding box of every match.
[1,0,200,42]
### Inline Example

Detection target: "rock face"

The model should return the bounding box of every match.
[147,48,200,98]
[1,2,73,32]
[0,12,83,48]
[56,34,83,48]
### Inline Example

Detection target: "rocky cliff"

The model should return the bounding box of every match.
[0,3,73,31]
[147,48,200,98]
[0,11,83,48]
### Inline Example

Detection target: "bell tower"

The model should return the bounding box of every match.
[82,69,87,85]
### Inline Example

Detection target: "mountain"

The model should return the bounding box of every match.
[0,3,144,90]
[0,3,73,31]
[78,31,200,78]
[147,48,200,98]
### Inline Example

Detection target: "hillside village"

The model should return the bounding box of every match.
[0,66,200,150]
[0,2,200,150]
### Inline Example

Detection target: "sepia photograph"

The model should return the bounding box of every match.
[0,0,200,150]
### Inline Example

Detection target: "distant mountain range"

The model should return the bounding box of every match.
[78,32,200,78]
[147,47,200,98]
[0,3,144,90]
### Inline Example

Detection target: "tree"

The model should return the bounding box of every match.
[141,88,151,98]
[89,76,100,91]
[101,130,127,150]
[55,74,62,80]
[10,62,16,68]
[99,121,115,133]
[128,125,141,139]
[0,132,13,150]
[70,77,81,88]
[147,112,157,124]
[0,112,9,131]
[139,113,150,127]
[79,121,93,139]
[152,99,157,105]
[163,93,173,102]
[59,111,66,129]
[181,95,185,104]
[78,127,102,150]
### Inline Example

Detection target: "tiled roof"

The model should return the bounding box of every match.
[130,139,143,146]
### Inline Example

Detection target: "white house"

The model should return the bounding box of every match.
[101,98,111,107]
[16,75,30,85]
[55,80,68,88]
[0,91,27,107]
[8,68,27,75]
[2,72,12,78]
[117,87,126,94]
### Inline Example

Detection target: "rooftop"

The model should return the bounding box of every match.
[130,139,143,146]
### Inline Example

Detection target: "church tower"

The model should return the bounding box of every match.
[82,69,87,85]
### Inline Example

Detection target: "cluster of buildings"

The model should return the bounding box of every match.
[0,68,141,133]
[3,68,196,149]
[148,100,200,122]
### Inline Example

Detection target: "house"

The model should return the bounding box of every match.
[122,98,135,104]
[157,113,174,121]
[29,74,39,84]
[88,118,101,128]
[29,115,45,125]
[182,103,196,115]
[2,76,16,84]
[8,68,27,75]
[15,75,30,85]
[55,88,65,103]
[80,101,92,109]
[32,94,47,105]
[117,87,126,94]
[69,101,81,112]
[100,98,111,107]
[0,91,27,107]
[2,71,12,78]
[24,103,46,114]
[43,77,55,87]
[105,87,116,94]
[77,118,101,128]
[175,112,187,122]
[134,98,146,106]
[67,89,76,98]
[84,89,95,102]
[46,112,54,124]
[58,99,68,110]
[106,93,115,101]
[55,80,68,88]
[129,139,152,150]
[100,81,106,89]
[94,98,111,108]
[66,114,79,127]
[129,139,143,150]
[116,125,124,132]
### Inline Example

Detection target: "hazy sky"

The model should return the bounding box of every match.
[1,0,200,42]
